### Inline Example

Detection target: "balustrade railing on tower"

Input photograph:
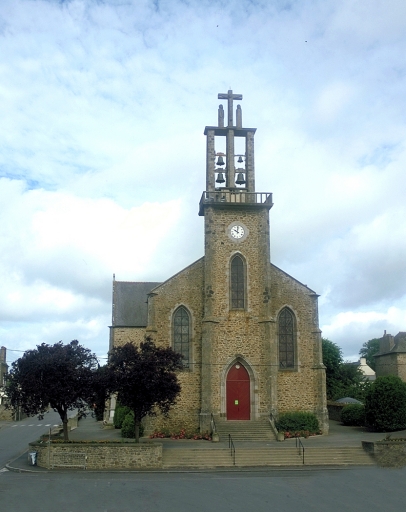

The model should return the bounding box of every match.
[199,191,273,214]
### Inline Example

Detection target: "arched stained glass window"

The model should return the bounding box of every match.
[173,306,190,368]
[230,255,245,309]
[278,307,295,369]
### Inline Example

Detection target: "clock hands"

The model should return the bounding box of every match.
[231,225,244,239]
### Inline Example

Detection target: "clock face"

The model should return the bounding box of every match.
[230,225,245,239]
[227,222,248,242]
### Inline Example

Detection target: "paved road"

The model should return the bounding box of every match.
[0,410,61,468]
[0,467,405,512]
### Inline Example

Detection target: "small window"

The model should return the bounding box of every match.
[230,255,245,309]
[173,306,190,368]
[278,307,295,369]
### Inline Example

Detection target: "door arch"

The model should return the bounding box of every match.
[226,363,250,420]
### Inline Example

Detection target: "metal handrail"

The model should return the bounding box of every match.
[228,434,236,466]
[268,412,281,440]
[210,413,217,436]
[296,437,305,465]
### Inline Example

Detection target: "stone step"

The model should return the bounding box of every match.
[302,447,374,465]
[162,446,374,468]
[215,419,275,441]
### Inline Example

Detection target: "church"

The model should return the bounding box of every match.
[109,91,328,435]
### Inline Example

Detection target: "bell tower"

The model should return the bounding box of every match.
[201,90,257,195]
[199,91,277,431]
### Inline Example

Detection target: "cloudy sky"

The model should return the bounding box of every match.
[1,0,406,365]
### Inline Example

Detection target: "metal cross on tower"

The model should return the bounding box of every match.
[218,90,243,127]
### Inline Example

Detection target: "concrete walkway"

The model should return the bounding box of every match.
[6,414,406,472]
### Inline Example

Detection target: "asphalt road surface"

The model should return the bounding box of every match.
[0,467,405,512]
[0,410,61,468]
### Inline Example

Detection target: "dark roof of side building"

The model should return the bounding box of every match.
[392,332,406,352]
[112,281,161,327]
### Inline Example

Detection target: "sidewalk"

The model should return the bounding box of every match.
[6,415,406,473]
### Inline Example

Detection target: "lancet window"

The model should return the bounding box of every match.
[278,307,296,369]
[173,306,190,368]
[230,255,245,309]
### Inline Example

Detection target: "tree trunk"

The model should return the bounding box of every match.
[135,417,140,443]
[62,410,69,442]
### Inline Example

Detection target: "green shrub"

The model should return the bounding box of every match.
[365,375,406,432]
[113,403,132,429]
[340,404,365,426]
[276,412,319,433]
[121,413,144,439]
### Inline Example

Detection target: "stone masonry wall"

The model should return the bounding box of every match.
[108,203,327,434]
[32,442,162,469]
[270,264,327,430]
[0,405,13,420]
[141,258,205,434]
[203,207,273,420]
[201,205,326,431]
[376,353,406,382]
[111,326,146,348]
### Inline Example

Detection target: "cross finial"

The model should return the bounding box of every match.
[218,89,243,127]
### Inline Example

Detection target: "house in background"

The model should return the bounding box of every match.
[375,331,406,381]
[348,357,376,381]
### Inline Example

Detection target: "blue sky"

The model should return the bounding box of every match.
[1,0,406,364]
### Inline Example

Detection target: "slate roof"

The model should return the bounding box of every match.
[393,332,406,352]
[112,281,161,327]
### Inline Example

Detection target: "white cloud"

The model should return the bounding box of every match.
[1,0,406,363]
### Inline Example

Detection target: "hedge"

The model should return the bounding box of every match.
[275,412,319,434]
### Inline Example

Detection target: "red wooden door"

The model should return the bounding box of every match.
[226,364,250,420]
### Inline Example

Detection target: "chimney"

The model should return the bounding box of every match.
[379,333,394,353]
[0,346,6,363]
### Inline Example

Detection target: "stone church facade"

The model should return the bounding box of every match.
[109,91,328,434]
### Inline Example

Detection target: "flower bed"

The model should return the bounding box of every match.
[284,430,321,439]
[149,428,211,441]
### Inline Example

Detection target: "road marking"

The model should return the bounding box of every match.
[10,424,59,428]
[0,468,9,473]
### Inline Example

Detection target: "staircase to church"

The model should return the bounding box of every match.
[214,418,276,442]
[161,445,375,469]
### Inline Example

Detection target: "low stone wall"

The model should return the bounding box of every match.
[30,442,163,470]
[362,440,406,468]
[0,405,13,421]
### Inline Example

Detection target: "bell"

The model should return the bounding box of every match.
[235,172,246,185]
[237,155,244,163]
[216,172,225,184]
[216,156,225,166]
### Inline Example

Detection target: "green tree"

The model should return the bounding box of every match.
[365,375,406,431]
[87,364,113,421]
[5,340,98,441]
[108,339,183,442]
[359,338,380,371]
[322,338,344,399]
[322,338,368,401]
